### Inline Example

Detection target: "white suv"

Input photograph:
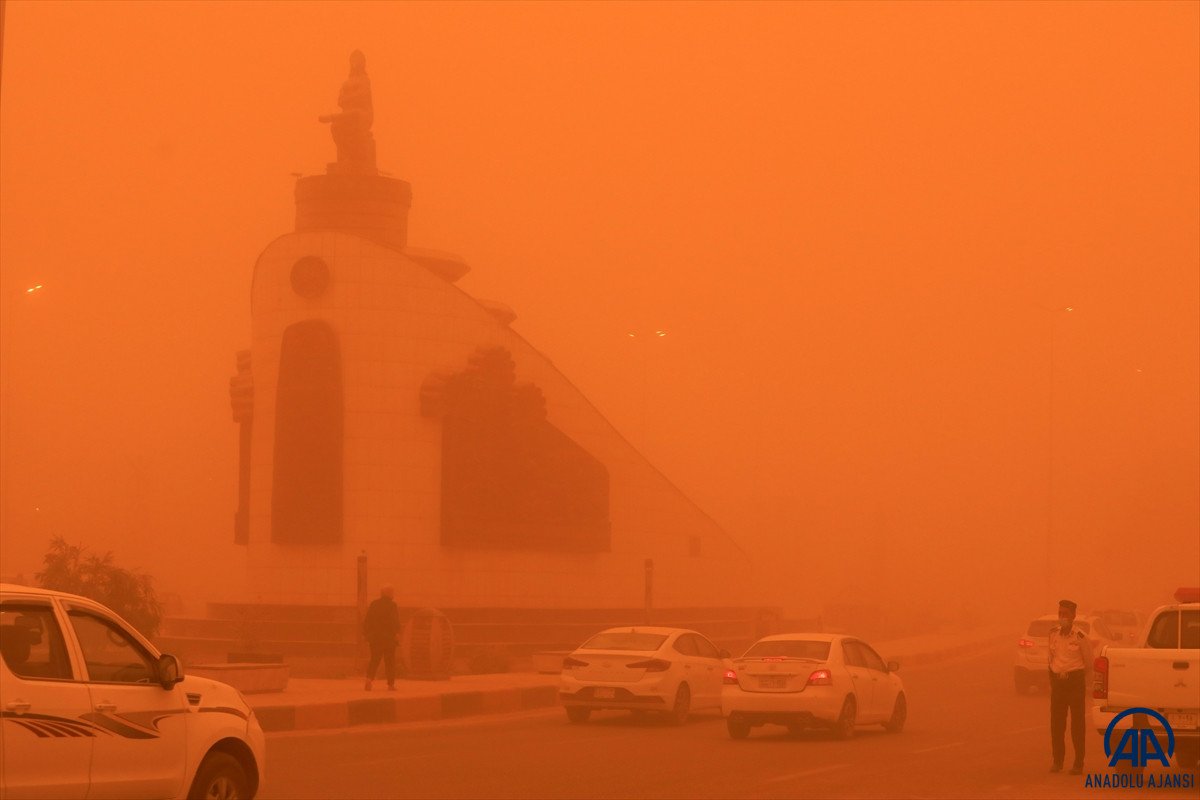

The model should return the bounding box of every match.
[0,583,265,799]
[1013,613,1118,693]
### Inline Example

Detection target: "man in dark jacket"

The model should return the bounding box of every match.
[363,585,401,690]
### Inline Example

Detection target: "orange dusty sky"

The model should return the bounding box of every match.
[1,1,1197,619]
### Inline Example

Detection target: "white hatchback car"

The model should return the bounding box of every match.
[721,633,906,739]
[0,584,265,799]
[558,626,732,724]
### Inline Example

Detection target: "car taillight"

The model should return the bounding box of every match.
[1093,656,1108,700]
[722,669,739,685]
[807,669,832,686]
[1018,639,1035,648]
[626,658,671,672]
[562,656,589,670]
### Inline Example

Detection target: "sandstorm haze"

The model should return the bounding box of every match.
[0,2,1196,626]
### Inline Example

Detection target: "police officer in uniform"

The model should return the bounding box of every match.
[1047,598,1093,774]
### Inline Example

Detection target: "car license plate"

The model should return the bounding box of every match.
[593,687,616,699]
[1167,712,1198,730]
[759,677,786,689]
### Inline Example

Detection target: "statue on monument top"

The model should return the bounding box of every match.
[319,50,377,175]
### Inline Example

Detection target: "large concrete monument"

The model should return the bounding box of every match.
[178,56,772,668]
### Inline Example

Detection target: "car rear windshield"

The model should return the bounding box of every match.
[580,632,668,651]
[742,640,831,660]
[1101,611,1139,627]
[1027,620,1091,637]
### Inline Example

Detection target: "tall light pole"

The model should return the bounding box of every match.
[0,282,47,570]
[1039,304,1074,607]
[625,328,668,446]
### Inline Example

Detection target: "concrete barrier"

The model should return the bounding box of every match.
[188,663,290,694]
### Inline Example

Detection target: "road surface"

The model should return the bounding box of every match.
[261,644,1196,799]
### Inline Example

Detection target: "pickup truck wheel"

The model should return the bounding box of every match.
[188,752,249,800]
[1175,740,1199,769]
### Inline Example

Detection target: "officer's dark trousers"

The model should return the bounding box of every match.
[366,641,396,685]
[1049,669,1086,766]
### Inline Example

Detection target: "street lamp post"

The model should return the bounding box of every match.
[1039,305,1073,607]
[625,328,668,446]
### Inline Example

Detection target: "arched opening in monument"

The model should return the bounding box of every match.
[271,319,344,544]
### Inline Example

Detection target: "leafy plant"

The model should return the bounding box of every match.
[35,536,164,637]
[467,645,512,675]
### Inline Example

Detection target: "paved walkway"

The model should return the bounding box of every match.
[246,626,1011,732]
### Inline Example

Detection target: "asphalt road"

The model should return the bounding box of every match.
[261,644,1197,799]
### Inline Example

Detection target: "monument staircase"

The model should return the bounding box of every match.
[156,603,778,677]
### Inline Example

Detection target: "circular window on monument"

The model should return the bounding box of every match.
[291,256,330,298]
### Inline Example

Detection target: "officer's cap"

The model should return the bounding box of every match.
[1058,599,1077,612]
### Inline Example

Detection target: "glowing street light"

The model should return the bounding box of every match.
[625,328,670,443]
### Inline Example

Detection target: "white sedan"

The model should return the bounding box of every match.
[558,626,732,724]
[722,633,906,739]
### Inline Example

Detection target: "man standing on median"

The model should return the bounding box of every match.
[1047,598,1093,775]
[364,585,401,691]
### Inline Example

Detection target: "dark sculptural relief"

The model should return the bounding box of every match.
[422,347,611,552]
[272,320,344,545]
[319,50,377,175]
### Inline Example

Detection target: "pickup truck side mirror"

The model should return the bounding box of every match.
[887,660,900,673]
[718,648,731,659]
[157,654,184,689]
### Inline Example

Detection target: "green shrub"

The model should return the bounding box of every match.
[467,645,512,674]
[35,536,163,637]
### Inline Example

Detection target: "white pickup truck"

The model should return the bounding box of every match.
[1092,588,1199,769]
[1,583,266,799]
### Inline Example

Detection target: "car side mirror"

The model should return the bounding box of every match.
[157,654,183,689]
[887,660,900,673]
[719,648,731,659]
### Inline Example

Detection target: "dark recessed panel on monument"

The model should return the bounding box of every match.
[423,347,611,552]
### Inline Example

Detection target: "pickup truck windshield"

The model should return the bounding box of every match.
[1146,609,1200,649]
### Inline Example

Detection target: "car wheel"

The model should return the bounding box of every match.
[1174,739,1199,769]
[833,696,856,740]
[727,715,751,739]
[883,693,906,733]
[188,752,249,800]
[668,683,691,725]
[565,706,591,724]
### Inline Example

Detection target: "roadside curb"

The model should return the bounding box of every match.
[253,684,560,733]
